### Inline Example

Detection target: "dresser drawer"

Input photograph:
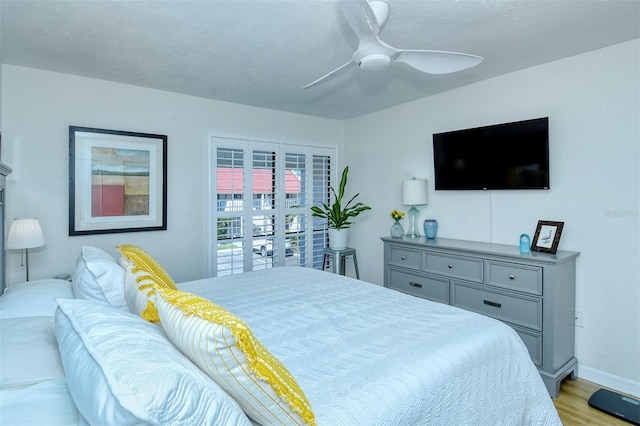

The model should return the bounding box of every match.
[388,268,449,304]
[451,282,542,331]
[511,325,543,367]
[388,246,421,270]
[425,253,483,283]
[485,261,543,295]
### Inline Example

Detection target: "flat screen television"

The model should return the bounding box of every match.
[433,117,549,190]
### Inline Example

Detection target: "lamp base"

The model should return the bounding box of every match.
[405,206,421,238]
[25,248,31,281]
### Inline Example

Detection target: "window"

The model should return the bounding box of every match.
[208,136,334,277]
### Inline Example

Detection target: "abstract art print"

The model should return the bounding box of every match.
[69,126,167,235]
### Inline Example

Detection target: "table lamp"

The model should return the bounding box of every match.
[7,217,45,281]
[402,178,428,238]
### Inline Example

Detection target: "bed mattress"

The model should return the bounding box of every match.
[179,266,561,425]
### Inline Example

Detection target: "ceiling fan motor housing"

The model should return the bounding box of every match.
[359,53,391,71]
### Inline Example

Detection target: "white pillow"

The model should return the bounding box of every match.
[0,378,82,426]
[71,246,127,310]
[55,298,252,426]
[0,316,64,388]
[0,279,73,318]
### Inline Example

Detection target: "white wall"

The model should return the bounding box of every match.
[1,65,344,284]
[345,39,640,396]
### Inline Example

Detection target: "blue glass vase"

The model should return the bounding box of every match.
[424,219,438,239]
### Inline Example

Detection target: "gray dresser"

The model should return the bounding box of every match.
[381,236,579,398]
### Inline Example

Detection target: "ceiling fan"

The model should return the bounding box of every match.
[302,0,483,89]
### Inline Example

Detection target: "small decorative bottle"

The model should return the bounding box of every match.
[424,219,438,239]
[520,234,531,254]
[390,220,404,238]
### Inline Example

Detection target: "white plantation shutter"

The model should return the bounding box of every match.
[250,149,277,271]
[209,136,334,277]
[215,147,245,275]
[284,153,306,267]
[312,155,331,268]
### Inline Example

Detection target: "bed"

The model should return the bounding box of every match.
[0,245,562,425]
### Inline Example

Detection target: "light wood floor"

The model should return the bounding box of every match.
[554,378,635,425]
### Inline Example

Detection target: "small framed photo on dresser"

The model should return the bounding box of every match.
[531,220,564,254]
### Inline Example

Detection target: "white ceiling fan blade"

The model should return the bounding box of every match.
[302,60,357,89]
[394,50,483,74]
[369,1,390,31]
[339,0,380,43]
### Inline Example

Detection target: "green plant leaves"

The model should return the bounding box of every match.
[310,166,371,229]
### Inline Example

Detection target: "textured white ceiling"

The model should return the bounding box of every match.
[2,0,639,119]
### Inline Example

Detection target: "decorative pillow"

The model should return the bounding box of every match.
[54,298,251,426]
[120,257,161,322]
[71,246,127,310]
[0,316,64,388]
[0,279,73,318]
[154,288,316,426]
[117,244,176,321]
[116,244,176,289]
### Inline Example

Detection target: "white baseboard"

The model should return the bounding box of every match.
[579,365,640,398]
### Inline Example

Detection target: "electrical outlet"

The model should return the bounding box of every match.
[575,310,584,328]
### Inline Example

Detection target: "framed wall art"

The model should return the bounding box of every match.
[531,220,564,254]
[69,126,167,236]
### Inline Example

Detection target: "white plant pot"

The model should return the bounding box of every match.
[329,228,349,250]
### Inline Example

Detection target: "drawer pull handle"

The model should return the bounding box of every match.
[509,274,515,280]
[409,282,423,288]
[448,264,454,269]
[483,300,502,308]
[401,256,407,260]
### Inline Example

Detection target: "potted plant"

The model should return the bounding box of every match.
[311,166,371,250]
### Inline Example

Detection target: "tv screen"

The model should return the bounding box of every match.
[433,117,549,190]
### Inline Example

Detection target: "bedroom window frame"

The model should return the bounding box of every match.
[207,135,335,277]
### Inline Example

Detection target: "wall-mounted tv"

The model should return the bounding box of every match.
[433,117,549,190]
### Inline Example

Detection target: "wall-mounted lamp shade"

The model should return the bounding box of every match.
[7,218,45,250]
[402,178,428,206]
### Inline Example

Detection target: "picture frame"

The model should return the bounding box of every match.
[531,220,564,254]
[69,126,167,236]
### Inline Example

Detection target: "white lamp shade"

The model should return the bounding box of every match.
[402,179,428,206]
[7,218,46,249]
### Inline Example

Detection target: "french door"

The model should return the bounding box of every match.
[208,136,334,277]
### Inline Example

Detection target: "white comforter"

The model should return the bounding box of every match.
[179,267,561,426]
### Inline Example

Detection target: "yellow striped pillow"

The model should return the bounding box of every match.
[154,288,316,426]
[117,245,176,322]
[116,245,176,290]
[119,257,159,322]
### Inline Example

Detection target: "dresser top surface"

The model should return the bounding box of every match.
[381,236,579,264]
[0,162,12,177]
